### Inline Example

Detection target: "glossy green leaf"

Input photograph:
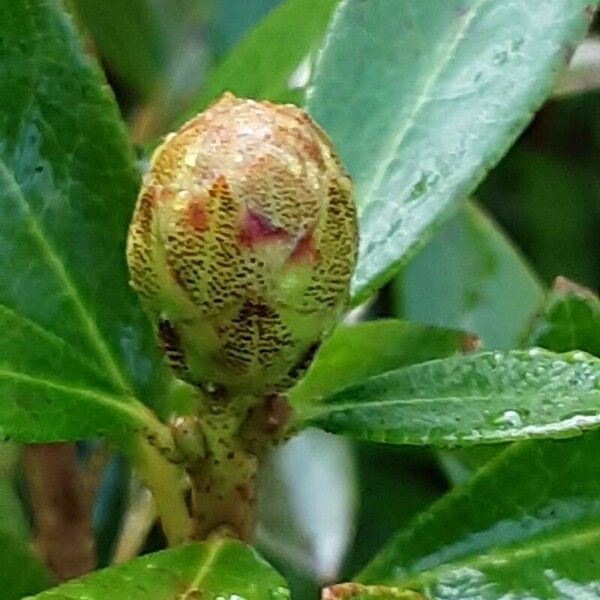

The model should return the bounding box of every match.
[188,0,337,116]
[289,320,470,407]
[306,0,594,304]
[0,531,53,600]
[26,540,288,600]
[297,349,600,446]
[0,0,167,443]
[396,204,543,484]
[358,432,600,599]
[527,278,600,355]
[396,203,544,350]
[356,272,600,598]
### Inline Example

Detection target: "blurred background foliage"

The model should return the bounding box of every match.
[7,1,596,598]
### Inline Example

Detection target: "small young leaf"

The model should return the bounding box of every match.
[306,0,594,304]
[0,0,166,442]
[527,277,600,355]
[289,320,470,407]
[25,540,288,600]
[297,349,600,447]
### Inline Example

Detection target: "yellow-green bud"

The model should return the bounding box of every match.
[127,93,358,396]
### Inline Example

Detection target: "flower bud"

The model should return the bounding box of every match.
[127,93,358,396]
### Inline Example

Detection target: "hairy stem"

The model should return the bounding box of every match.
[23,443,95,581]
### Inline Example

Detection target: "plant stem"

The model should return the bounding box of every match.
[186,393,292,542]
[23,443,95,580]
[188,437,258,541]
[126,435,192,546]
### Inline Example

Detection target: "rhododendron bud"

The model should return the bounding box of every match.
[127,93,358,396]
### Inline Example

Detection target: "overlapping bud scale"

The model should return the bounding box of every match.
[127,93,358,396]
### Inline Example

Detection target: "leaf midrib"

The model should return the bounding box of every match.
[184,540,226,594]
[0,367,144,424]
[302,389,600,419]
[355,0,489,214]
[0,303,115,387]
[0,159,132,394]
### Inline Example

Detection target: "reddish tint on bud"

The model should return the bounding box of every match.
[127,93,358,396]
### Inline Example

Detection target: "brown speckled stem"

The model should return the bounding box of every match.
[184,393,292,542]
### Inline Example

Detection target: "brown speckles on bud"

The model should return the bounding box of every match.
[127,93,358,396]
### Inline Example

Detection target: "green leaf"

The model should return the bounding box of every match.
[0,444,29,540]
[356,276,600,598]
[396,203,544,350]
[289,320,470,407]
[306,0,594,304]
[358,432,600,599]
[342,446,447,579]
[296,349,600,447]
[0,446,50,600]
[188,0,337,116]
[26,540,289,600]
[0,0,167,443]
[0,531,52,600]
[72,0,168,98]
[208,0,283,58]
[527,277,600,356]
[73,0,209,139]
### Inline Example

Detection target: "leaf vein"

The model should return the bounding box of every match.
[0,160,131,393]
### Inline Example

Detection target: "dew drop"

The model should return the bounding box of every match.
[495,409,523,428]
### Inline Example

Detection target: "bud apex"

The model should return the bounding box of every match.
[127,93,358,395]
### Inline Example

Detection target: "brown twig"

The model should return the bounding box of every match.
[23,443,95,581]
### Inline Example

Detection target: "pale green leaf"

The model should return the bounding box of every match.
[306,0,594,303]
[297,350,600,446]
[26,541,288,600]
